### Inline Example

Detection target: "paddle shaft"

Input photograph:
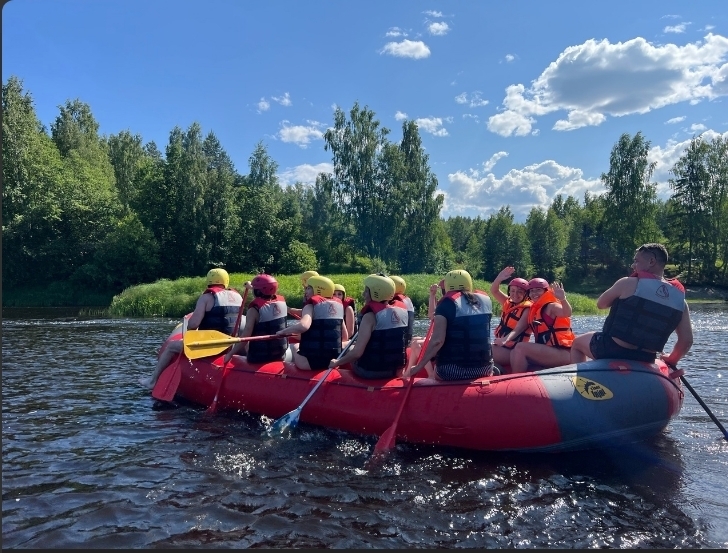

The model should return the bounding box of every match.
[187,334,280,348]
[667,362,728,441]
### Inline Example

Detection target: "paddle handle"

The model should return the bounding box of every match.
[668,362,728,442]
[187,334,280,347]
[296,332,359,408]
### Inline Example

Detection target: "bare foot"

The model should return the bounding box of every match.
[138,376,155,389]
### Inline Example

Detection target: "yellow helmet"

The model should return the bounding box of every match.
[390,275,406,295]
[307,275,335,298]
[206,268,229,288]
[444,269,473,292]
[363,274,395,302]
[300,270,319,287]
[334,283,346,294]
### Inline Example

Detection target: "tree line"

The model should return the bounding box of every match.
[3,75,727,296]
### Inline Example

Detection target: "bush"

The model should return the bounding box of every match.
[277,240,318,275]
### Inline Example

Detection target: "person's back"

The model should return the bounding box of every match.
[355,296,408,379]
[198,284,244,336]
[391,276,415,346]
[246,275,289,364]
[296,276,344,369]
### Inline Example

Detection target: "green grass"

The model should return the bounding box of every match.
[107,273,602,318]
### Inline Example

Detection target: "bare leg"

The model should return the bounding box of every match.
[292,349,313,370]
[491,344,512,372]
[512,342,572,372]
[141,339,182,388]
[570,332,595,363]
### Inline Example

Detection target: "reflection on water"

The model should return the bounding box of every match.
[2,307,727,548]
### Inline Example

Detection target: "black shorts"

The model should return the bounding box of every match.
[589,333,656,363]
[353,362,401,380]
[298,352,338,371]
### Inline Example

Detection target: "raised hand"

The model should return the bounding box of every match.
[552,281,566,300]
[495,266,516,283]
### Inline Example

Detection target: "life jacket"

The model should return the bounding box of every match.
[527,290,574,347]
[343,296,357,334]
[199,286,243,336]
[436,290,492,367]
[298,296,344,361]
[356,299,408,374]
[494,299,533,342]
[393,293,415,345]
[602,271,685,352]
[246,295,288,363]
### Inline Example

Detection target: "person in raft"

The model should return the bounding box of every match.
[490,266,533,373]
[140,268,243,389]
[404,279,443,370]
[287,270,318,319]
[277,275,348,370]
[223,274,289,365]
[333,283,357,338]
[508,278,574,373]
[328,274,408,379]
[403,270,495,381]
[390,276,415,347]
[570,243,693,367]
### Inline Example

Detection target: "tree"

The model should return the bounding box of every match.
[108,130,146,212]
[601,132,662,272]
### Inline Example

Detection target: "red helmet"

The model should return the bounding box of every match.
[509,277,529,291]
[252,274,278,296]
[527,278,549,290]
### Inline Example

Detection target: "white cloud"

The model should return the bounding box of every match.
[444,160,603,219]
[386,27,407,37]
[482,151,509,172]
[428,22,450,36]
[257,97,270,113]
[423,10,443,17]
[505,54,515,62]
[272,92,292,106]
[665,116,686,124]
[462,113,479,121]
[487,34,728,137]
[664,23,690,34]
[380,40,431,59]
[278,162,334,186]
[661,14,681,19]
[394,110,408,121]
[278,120,324,148]
[690,123,707,132]
[454,91,489,107]
[705,25,716,31]
[415,117,449,136]
[649,129,728,195]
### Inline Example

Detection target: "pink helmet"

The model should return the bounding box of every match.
[527,278,549,290]
[252,274,278,296]
[509,277,529,291]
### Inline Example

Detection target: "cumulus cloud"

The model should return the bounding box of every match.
[423,10,443,17]
[394,110,408,121]
[272,92,292,106]
[444,160,603,219]
[454,91,489,107]
[428,22,450,36]
[482,152,509,172]
[257,98,270,113]
[462,113,479,121]
[415,117,449,136]
[278,120,324,148]
[505,54,516,62]
[665,116,686,124]
[380,39,431,59]
[386,27,407,37]
[649,129,728,195]
[487,34,728,137]
[664,22,690,33]
[278,162,334,186]
[690,123,707,132]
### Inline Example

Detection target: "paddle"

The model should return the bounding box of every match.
[206,288,249,415]
[151,352,183,402]
[269,332,358,435]
[369,322,435,462]
[183,329,281,359]
[667,362,728,442]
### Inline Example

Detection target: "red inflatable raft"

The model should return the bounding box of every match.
[156,329,684,453]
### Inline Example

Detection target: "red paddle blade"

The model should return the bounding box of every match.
[152,360,181,402]
[373,425,397,456]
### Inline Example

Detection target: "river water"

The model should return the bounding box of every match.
[2,306,727,548]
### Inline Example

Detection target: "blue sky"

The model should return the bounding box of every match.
[3,0,727,221]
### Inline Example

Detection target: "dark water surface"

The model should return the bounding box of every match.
[2,306,727,548]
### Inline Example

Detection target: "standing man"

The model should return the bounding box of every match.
[571,243,693,366]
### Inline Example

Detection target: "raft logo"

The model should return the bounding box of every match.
[656,284,670,299]
[571,376,614,401]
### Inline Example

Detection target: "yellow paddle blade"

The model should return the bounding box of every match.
[183,329,238,359]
